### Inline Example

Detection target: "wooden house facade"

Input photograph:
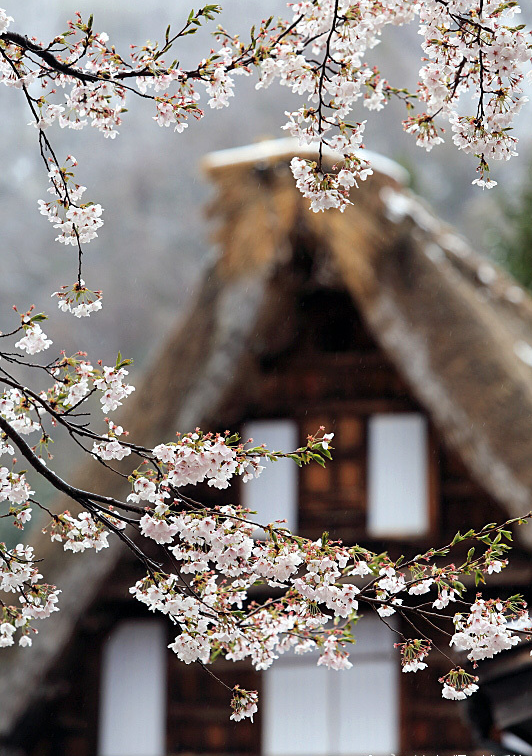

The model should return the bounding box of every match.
[2,139,532,756]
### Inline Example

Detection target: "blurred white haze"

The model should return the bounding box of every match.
[1,0,532,370]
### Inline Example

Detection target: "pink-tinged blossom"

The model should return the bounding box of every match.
[140,514,179,544]
[0,9,14,34]
[0,438,14,457]
[377,599,402,618]
[0,388,40,435]
[0,622,16,648]
[204,65,235,109]
[348,559,372,577]
[317,637,353,670]
[15,323,52,355]
[409,578,434,596]
[169,632,211,664]
[128,476,158,503]
[66,378,90,407]
[92,437,131,461]
[230,688,259,722]
[487,559,505,574]
[152,443,177,463]
[20,588,61,619]
[15,507,32,525]
[442,682,479,700]
[450,598,520,662]
[93,366,135,412]
[433,588,456,610]
[377,566,406,594]
[0,467,34,506]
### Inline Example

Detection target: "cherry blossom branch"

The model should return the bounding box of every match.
[0,413,145,516]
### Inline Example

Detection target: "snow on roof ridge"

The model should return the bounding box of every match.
[202,137,409,185]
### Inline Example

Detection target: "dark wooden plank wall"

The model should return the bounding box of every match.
[13,285,523,756]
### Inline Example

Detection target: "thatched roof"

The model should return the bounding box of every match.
[2,137,532,737]
[199,137,532,529]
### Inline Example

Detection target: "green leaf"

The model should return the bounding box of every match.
[474,570,485,586]
[115,352,133,369]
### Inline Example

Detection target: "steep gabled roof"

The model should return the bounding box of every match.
[200,138,532,528]
[2,138,532,738]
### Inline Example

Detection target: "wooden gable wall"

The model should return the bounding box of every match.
[7,277,529,756]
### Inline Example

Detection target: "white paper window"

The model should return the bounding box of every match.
[263,617,398,756]
[367,413,429,538]
[98,620,166,756]
[242,420,298,534]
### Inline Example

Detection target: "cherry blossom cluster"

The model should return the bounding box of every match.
[230,686,259,723]
[14,323,52,356]
[0,542,60,647]
[451,596,526,663]
[416,0,531,188]
[93,364,135,413]
[395,639,432,673]
[0,388,40,437]
[130,509,358,679]
[52,280,103,318]
[0,467,33,509]
[46,510,123,553]
[38,157,104,247]
[7,332,135,419]
[439,668,480,700]
[92,421,131,462]
[127,494,529,717]
[291,151,372,213]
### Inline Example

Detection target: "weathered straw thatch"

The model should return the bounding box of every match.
[200,138,532,527]
[2,137,532,737]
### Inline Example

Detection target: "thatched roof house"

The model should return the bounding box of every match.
[2,138,532,756]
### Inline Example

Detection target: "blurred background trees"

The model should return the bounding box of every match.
[486,163,532,291]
